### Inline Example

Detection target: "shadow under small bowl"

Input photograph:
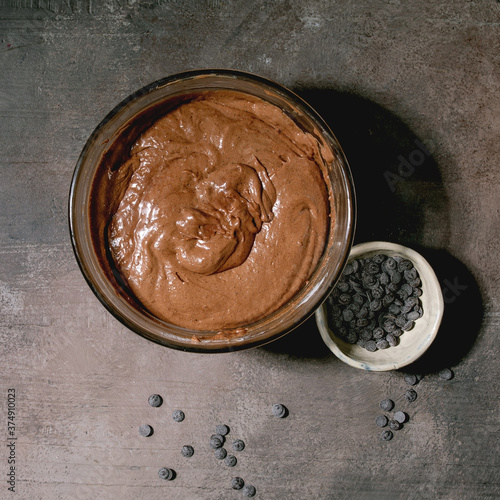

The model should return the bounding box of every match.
[316,241,444,371]
[69,69,356,352]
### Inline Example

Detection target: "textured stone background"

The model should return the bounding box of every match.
[1,1,499,499]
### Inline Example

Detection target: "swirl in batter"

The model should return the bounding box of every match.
[108,90,332,330]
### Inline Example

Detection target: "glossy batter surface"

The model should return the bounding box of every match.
[108,90,332,330]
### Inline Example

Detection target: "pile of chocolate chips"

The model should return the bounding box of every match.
[327,253,424,351]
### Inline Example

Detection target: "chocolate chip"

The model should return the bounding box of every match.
[233,439,245,452]
[395,314,407,328]
[389,303,401,315]
[366,261,380,275]
[379,272,390,285]
[243,485,257,497]
[172,410,185,422]
[148,394,163,408]
[406,310,420,321]
[351,259,360,273]
[439,368,454,380]
[344,330,358,344]
[158,467,175,480]
[224,455,237,467]
[405,389,418,402]
[404,268,418,281]
[375,415,388,427]
[382,319,397,333]
[389,419,401,431]
[381,430,393,441]
[386,333,398,347]
[272,403,288,418]
[181,445,194,458]
[214,447,227,460]
[401,320,415,331]
[384,258,397,272]
[372,254,386,264]
[413,305,424,318]
[339,293,352,305]
[216,424,230,436]
[138,424,153,437]
[380,399,394,411]
[404,374,418,386]
[376,339,389,350]
[360,328,373,341]
[398,259,413,272]
[343,262,355,275]
[409,277,421,288]
[342,309,354,322]
[394,411,408,423]
[382,292,395,306]
[365,340,377,352]
[231,477,245,490]
[210,434,225,449]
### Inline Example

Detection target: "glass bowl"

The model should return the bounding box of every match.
[69,69,356,352]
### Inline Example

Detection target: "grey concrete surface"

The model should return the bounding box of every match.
[1,1,499,499]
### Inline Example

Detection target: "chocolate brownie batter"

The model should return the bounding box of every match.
[107,90,333,330]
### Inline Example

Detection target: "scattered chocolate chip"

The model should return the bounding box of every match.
[148,394,163,408]
[138,424,153,437]
[214,447,227,460]
[381,430,393,441]
[216,424,230,436]
[181,445,194,458]
[375,415,388,427]
[405,389,418,403]
[404,374,418,386]
[389,419,401,431]
[394,411,408,424]
[233,439,245,452]
[224,455,237,467]
[210,434,225,449]
[380,399,394,411]
[158,467,175,481]
[172,410,185,422]
[231,477,245,490]
[439,368,454,380]
[272,403,288,418]
[243,485,257,497]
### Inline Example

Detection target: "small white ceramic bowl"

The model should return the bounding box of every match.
[316,241,444,371]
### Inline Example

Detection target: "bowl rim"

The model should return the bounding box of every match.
[69,69,356,352]
[316,241,444,371]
